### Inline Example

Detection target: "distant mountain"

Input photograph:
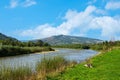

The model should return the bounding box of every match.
[41,35,103,45]
[0,33,18,41]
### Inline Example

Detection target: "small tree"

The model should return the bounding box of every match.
[35,40,44,46]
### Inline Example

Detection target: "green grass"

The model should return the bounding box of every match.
[50,49,120,80]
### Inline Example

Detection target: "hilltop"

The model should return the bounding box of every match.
[41,35,103,45]
[0,33,18,41]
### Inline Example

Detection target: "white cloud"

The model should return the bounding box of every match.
[21,6,96,39]
[87,0,97,5]
[20,5,120,40]
[22,0,37,7]
[6,0,37,8]
[90,16,120,38]
[105,1,120,10]
[21,24,64,38]
[6,0,18,8]
[95,9,107,15]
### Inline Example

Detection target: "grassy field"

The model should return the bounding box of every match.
[49,48,120,80]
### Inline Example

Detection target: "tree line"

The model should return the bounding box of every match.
[0,39,50,47]
[0,39,54,57]
[53,40,120,50]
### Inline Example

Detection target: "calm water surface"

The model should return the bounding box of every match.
[0,48,98,69]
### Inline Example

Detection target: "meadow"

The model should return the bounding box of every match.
[49,48,120,80]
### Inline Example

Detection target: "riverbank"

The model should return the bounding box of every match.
[0,56,76,80]
[0,48,97,80]
[49,48,120,80]
[1,47,119,80]
[0,46,54,57]
[35,49,58,54]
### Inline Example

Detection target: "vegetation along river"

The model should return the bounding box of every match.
[0,48,98,70]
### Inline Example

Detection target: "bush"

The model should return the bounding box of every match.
[0,46,30,57]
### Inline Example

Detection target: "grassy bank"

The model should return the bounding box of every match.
[34,56,76,80]
[0,66,32,80]
[0,46,54,57]
[49,48,120,80]
[0,56,76,80]
[23,47,54,53]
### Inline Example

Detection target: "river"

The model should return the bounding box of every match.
[0,48,98,69]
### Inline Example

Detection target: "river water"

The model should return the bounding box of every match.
[0,48,98,69]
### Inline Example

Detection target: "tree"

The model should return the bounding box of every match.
[43,43,50,46]
[35,40,44,46]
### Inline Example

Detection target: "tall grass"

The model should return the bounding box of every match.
[36,56,67,72]
[35,56,77,80]
[23,47,54,53]
[0,56,77,80]
[0,46,30,57]
[0,66,32,80]
[0,46,54,57]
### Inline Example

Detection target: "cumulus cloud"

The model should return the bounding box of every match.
[95,9,107,15]
[21,24,64,38]
[105,1,120,10]
[90,16,120,38]
[20,5,120,40]
[6,0,37,8]
[21,6,96,39]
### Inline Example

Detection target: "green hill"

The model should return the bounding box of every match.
[0,33,18,41]
[42,35,103,45]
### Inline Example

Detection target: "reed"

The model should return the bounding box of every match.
[35,56,77,80]
[0,66,32,80]
[0,56,76,80]
[0,46,54,57]
[23,47,54,53]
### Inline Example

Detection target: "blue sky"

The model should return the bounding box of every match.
[0,0,120,40]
